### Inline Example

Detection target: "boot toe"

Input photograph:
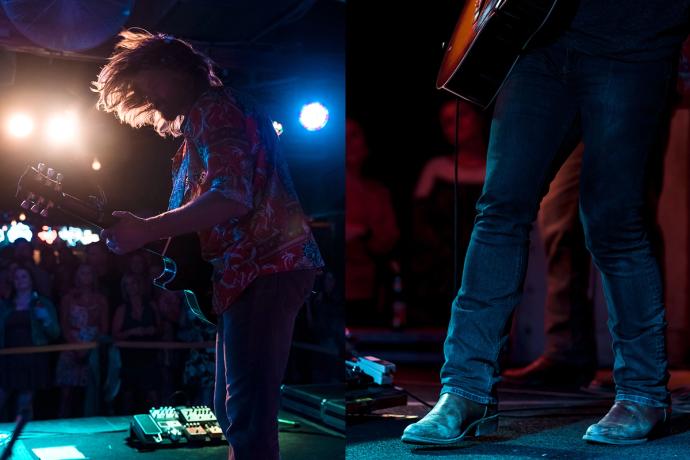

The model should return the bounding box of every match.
[583,422,646,445]
[401,415,455,443]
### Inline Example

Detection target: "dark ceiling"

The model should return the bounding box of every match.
[0,0,345,82]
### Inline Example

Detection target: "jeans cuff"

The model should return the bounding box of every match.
[615,393,669,409]
[441,385,497,405]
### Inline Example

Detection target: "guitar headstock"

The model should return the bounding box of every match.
[16,162,64,218]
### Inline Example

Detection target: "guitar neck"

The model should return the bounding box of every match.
[16,164,170,258]
[52,190,116,232]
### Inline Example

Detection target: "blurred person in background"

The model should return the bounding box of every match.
[56,263,109,417]
[411,100,486,324]
[0,264,60,420]
[11,238,52,298]
[346,118,400,326]
[111,273,161,414]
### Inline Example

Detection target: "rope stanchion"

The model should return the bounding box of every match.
[0,341,215,355]
[0,339,340,355]
[0,340,343,355]
[0,342,97,355]
[115,341,214,350]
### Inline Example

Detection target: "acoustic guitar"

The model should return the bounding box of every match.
[437,0,560,108]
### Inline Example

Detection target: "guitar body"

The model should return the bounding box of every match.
[146,234,216,326]
[437,0,560,108]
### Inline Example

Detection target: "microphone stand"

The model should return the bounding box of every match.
[0,409,30,460]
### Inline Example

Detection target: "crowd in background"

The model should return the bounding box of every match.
[0,234,340,422]
[345,99,488,329]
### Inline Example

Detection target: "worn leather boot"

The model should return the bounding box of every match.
[401,392,498,445]
[583,401,670,445]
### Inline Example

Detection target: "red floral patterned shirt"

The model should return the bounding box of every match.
[168,87,324,314]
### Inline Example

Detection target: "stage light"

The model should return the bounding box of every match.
[92,158,101,171]
[37,227,58,245]
[57,226,99,246]
[273,121,284,136]
[299,102,329,131]
[19,213,26,221]
[46,112,78,145]
[7,222,32,243]
[7,113,34,138]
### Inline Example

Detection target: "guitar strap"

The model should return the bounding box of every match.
[161,237,172,258]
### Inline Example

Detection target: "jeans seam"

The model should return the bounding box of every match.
[442,385,496,405]
[616,393,668,408]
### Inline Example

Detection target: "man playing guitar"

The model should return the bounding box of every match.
[93,29,324,459]
[403,0,690,446]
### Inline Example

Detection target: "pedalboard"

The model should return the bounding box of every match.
[129,405,226,448]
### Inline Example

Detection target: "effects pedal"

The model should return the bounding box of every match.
[129,405,226,448]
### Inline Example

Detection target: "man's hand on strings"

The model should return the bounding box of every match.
[101,211,152,255]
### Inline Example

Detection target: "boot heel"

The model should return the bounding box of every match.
[473,416,498,436]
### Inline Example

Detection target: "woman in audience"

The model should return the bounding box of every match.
[0,264,60,420]
[55,263,109,417]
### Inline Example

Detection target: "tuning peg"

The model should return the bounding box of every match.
[47,168,56,179]
[37,163,46,173]
[30,196,45,214]
[40,202,54,218]
[56,173,64,184]
[20,199,32,210]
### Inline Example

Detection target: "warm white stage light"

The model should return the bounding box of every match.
[92,158,101,171]
[7,113,34,138]
[46,112,78,145]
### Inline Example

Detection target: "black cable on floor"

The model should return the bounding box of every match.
[453,98,461,295]
[401,388,435,409]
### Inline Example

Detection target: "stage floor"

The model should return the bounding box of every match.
[0,409,344,460]
[347,369,690,460]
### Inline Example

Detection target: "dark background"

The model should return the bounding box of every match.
[346,1,479,256]
[0,0,344,226]
[346,0,468,188]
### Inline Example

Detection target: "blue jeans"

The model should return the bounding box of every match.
[214,269,317,460]
[441,40,673,408]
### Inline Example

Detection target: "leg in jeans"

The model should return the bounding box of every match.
[213,270,317,460]
[440,42,579,404]
[576,55,672,408]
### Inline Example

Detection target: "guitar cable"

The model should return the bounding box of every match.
[453,98,460,295]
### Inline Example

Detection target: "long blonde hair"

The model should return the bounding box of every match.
[92,28,222,137]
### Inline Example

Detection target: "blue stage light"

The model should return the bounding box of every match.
[299,102,329,131]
